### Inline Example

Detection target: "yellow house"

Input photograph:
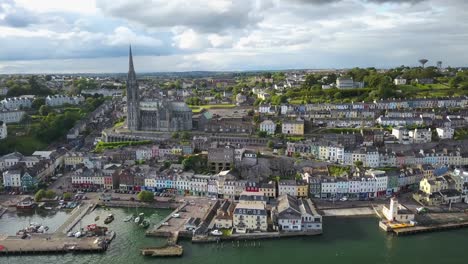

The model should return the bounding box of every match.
[297,180,309,198]
[260,182,276,198]
[282,120,304,136]
[419,177,446,195]
[64,152,83,167]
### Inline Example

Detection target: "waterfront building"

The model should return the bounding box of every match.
[273,194,322,232]
[382,198,415,222]
[233,203,268,233]
[214,200,235,229]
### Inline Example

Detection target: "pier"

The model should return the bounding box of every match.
[140,245,183,257]
[56,203,95,234]
[0,207,7,218]
[0,236,107,255]
[392,221,468,236]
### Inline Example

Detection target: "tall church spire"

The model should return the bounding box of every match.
[126,45,140,131]
[128,45,136,79]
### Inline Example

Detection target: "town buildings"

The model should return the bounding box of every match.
[46,95,84,107]
[0,96,33,110]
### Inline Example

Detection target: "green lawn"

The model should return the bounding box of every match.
[189,104,236,113]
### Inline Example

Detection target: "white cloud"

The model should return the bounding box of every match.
[14,0,97,14]
[1,0,468,72]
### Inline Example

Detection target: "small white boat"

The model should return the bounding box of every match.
[67,231,74,237]
[134,217,140,223]
[124,215,133,222]
[74,231,82,238]
[210,230,222,236]
[44,207,53,210]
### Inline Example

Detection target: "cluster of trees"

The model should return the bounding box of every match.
[185,97,206,105]
[328,165,351,177]
[449,71,468,90]
[34,111,83,142]
[6,76,52,97]
[137,190,154,202]
[34,189,56,202]
[181,155,208,173]
[171,131,191,140]
[71,78,98,94]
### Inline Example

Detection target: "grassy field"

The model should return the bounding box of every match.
[189,104,236,113]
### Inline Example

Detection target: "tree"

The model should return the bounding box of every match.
[39,105,51,116]
[354,161,363,167]
[267,140,274,149]
[137,191,154,202]
[181,131,191,140]
[34,189,45,202]
[63,192,72,200]
[32,98,45,110]
[258,131,267,138]
[45,190,56,199]
[172,132,180,139]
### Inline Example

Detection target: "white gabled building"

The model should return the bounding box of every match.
[394,77,407,85]
[2,170,22,188]
[0,110,25,124]
[0,96,33,110]
[45,95,85,107]
[436,127,455,139]
[259,120,276,135]
[410,128,432,143]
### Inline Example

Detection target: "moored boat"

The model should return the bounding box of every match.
[104,214,114,224]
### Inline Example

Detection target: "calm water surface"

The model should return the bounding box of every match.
[1,209,467,264]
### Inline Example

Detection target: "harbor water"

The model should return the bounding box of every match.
[1,208,467,264]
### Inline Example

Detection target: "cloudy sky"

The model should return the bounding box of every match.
[0,0,466,73]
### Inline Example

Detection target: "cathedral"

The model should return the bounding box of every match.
[126,47,192,132]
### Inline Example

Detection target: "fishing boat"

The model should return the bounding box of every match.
[104,214,114,224]
[140,220,150,228]
[210,230,223,236]
[16,200,36,210]
[74,231,83,238]
[123,215,133,222]
[134,213,144,224]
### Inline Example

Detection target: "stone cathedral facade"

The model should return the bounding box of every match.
[126,47,192,132]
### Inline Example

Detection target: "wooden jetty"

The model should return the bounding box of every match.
[141,245,183,257]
